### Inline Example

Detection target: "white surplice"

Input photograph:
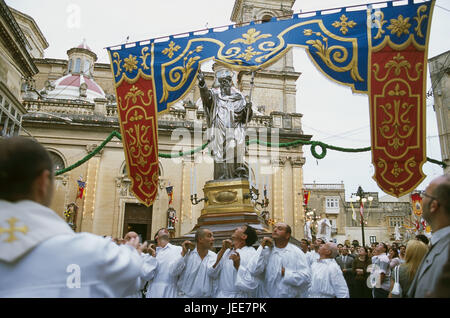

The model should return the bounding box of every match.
[211,246,258,298]
[125,253,158,298]
[176,248,218,298]
[145,243,184,298]
[0,200,144,298]
[307,250,320,266]
[309,258,349,298]
[251,244,311,298]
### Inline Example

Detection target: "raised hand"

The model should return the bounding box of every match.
[261,237,273,248]
[222,239,232,251]
[137,241,149,254]
[182,240,195,256]
[229,251,241,270]
[148,243,156,257]
[197,70,205,86]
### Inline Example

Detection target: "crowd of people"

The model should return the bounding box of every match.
[0,136,449,298]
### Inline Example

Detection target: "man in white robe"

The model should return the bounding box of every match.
[307,238,324,266]
[0,137,145,297]
[145,228,184,298]
[177,228,218,298]
[122,231,158,298]
[309,242,349,298]
[251,223,311,298]
[210,225,258,298]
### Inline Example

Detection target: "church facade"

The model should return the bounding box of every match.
[16,0,312,242]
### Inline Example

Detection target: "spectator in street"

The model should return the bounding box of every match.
[399,245,406,263]
[371,242,391,298]
[0,137,145,297]
[337,243,344,256]
[371,242,378,251]
[336,246,355,296]
[388,247,401,270]
[429,247,450,298]
[367,247,373,259]
[389,239,428,298]
[408,174,450,298]
[309,242,349,298]
[352,246,372,298]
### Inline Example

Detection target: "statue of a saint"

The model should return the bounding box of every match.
[197,67,253,180]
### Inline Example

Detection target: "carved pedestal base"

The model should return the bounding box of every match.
[179,178,271,246]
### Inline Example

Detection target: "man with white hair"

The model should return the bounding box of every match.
[309,242,349,298]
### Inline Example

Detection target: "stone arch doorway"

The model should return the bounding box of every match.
[123,203,153,243]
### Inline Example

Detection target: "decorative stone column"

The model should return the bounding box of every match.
[180,158,194,235]
[271,157,286,223]
[80,144,103,233]
[291,156,306,238]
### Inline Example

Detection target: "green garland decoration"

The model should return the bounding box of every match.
[54,130,447,176]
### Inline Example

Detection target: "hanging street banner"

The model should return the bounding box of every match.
[107,0,434,205]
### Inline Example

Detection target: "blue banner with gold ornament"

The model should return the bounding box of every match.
[107,0,434,205]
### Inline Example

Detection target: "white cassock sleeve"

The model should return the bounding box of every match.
[140,253,158,282]
[97,242,144,297]
[282,249,311,290]
[207,249,229,278]
[169,252,186,277]
[331,267,350,298]
[251,245,270,275]
[235,247,258,292]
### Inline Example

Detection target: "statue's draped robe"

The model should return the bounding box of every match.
[199,83,252,180]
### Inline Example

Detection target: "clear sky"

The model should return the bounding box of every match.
[7,0,450,199]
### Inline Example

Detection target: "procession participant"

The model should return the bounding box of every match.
[300,238,310,255]
[251,223,311,298]
[210,225,258,298]
[309,242,349,298]
[0,137,144,297]
[123,231,158,298]
[408,174,450,298]
[145,228,184,298]
[177,228,218,298]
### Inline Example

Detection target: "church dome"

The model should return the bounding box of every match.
[45,40,105,102]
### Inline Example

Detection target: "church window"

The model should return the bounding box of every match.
[48,151,65,172]
[325,196,340,214]
[68,59,73,72]
[83,60,91,75]
[74,58,81,73]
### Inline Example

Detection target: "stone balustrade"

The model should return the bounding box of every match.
[22,98,305,132]
[23,99,95,115]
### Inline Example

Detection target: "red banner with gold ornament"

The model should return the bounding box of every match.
[411,193,423,217]
[115,77,159,206]
[370,45,427,197]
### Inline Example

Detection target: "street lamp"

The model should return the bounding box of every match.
[352,186,373,247]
